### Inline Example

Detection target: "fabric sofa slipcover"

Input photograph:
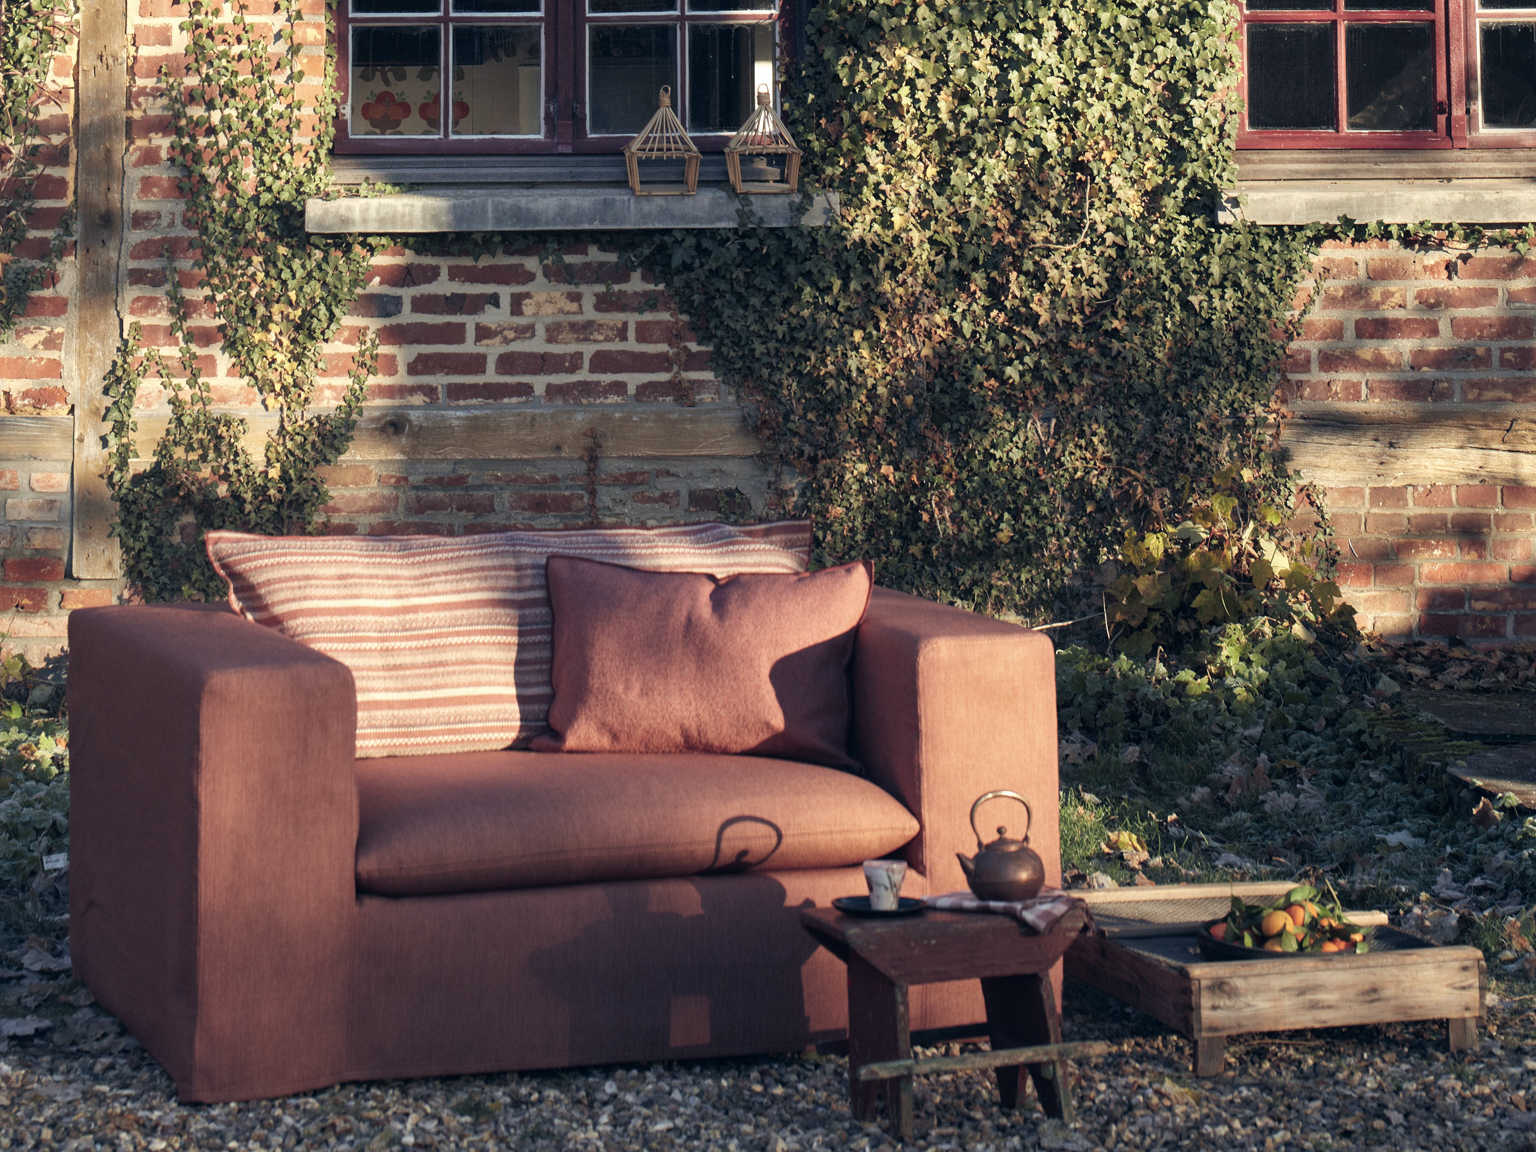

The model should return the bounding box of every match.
[67,588,1060,1102]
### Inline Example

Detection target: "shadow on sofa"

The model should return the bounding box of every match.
[66,588,1059,1101]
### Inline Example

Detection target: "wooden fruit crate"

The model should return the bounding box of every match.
[1064,882,1486,1076]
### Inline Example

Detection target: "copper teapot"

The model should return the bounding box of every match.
[957,790,1045,903]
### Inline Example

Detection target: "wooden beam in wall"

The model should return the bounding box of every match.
[71,1,128,579]
[1280,404,1536,489]
[123,405,764,463]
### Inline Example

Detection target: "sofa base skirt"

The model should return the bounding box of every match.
[344,867,986,1083]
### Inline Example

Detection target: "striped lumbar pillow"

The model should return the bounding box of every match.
[205,521,811,759]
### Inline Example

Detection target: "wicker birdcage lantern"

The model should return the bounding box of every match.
[725,84,801,195]
[623,86,701,196]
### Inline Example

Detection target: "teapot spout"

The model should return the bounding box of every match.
[956,853,975,878]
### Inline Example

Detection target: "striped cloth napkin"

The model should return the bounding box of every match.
[927,887,1091,935]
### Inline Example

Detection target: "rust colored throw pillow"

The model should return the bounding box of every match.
[205,521,811,758]
[534,557,873,769]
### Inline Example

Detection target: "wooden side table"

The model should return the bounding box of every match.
[799,904,1091,1142]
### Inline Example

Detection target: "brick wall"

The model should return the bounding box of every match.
[1282,240,1536,641]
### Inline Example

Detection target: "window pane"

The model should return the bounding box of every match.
[452,27,543,136]
[688,25,773,132]
[1345,23,1434,130]
[453,0,539,11]
[1344,0,1432,10]
[352,0,441,12]
[589,26,678,134]
[1246,0,1331,10]
[1482,23,1536,126]
[688,0,776,11]
[590,0,679,12]
[1246,24,1335,129]
[351,26,441,137]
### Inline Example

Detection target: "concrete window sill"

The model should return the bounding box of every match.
[305,185,837,233]
[1219,179,1536,225]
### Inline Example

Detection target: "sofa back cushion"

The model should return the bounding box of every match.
[354,750,919,896]
[534,557,871,770]
[205,522,811,758]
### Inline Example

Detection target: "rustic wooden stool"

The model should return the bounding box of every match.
[800,904,1101,1142]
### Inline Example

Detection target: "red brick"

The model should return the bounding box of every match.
[366,521,455,536]
[61,589,116,610]
[419,475,472,488]
[1373,563,1414,587]
[412,293,501,316]
[1451,513,1493,534]
[407,352,485,376]
[367,263,442,288]
[507,492,587,514]
[1366,256,1449,281]
[316,465,376,487]
[405,493,496,515]
[509,292,583,316]
[1410,346,1491,370]
[1354,317,1440,340]
[545,320,626,344]
[321,491,399,515]
[1410,484,1455,507]
[0,357,60,379]
[1314,255,1360,278]
[1460,255,1536,279]
[23,296,67,318]
[127,234,196,260]
[446,382,535,402]
[1336,561,1374,587]
[1451,316,1535,341]
[448,263,536,286]
[543,380,628,404]
[1457,484,1500,507]
[1470,587,1536,611]
[1463,378,1536,402]
[1413,285,1499,310]
[594,289,672,313]
[376,322,465,346]
[1511,286,1536,307]
[632,491,680,507]
[1369,378,1453,402]
[1407,512,1448,533]
[28,174,68,200]
[1515,566,1536,584]
[1324,487,1366,509]
[1516,614,1536,637]
[636,378,720,403]
[1417,588,1466,611]
[1462,539,1489,560]
[10,328,63,352]
[474,322,536,345]
[1282,350,1312,374]
[129,210,163,230]
[1290,378,1364,402]
[136,175,185,200]
[136,24,173,46]
[597,471,651,486]
[494,351,582,375]
[1369,487,1409,509]
[1364,513,1406,534]
[1319,285,1406,310]
[2,557,63,581]
[1494,537,1533,561]
[1504,487,1536,508]
[634,319,700,344]
[1421,562,1508,584]
[1319,348,1403,372]
[1417,613,1463,637]
[1328,513,1363,534]
[486,472,561,485]
[0,587,47,613]
[589,350,673,374]
[1455,614,1510,639]
[1501,348,1536,370]
[1394,538,1457,559]
[1347,537,1394,561]
[348,293,403,318]
[542,261,632,286]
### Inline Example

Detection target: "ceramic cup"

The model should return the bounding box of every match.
[863,859,908,911]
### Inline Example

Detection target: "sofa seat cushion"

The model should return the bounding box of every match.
[355,751,920,897]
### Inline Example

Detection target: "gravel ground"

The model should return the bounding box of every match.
[5,978,1536,1151]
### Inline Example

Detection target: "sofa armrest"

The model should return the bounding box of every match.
[67,603,358,1101]
[851,587,1059,897]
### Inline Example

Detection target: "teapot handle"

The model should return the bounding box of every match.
[968,789,1033,849]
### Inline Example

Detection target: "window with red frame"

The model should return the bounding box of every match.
[1237,0,1536,147]
[336,0,785,154]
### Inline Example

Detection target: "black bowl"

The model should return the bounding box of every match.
[1197,920,1371,961]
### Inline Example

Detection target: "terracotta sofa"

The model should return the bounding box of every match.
[66,588,1059,1102]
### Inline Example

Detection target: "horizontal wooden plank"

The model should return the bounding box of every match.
[856,1040,1111,1081]
[0,416,74,462]
[331,153,731,186]
[1064,934,1197,1038]
[1076,882,1293,905]
[127,405,762,463]
[1280,404,1536,487]
[1237,150,1536,181]
[1192,948,1485,1036]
